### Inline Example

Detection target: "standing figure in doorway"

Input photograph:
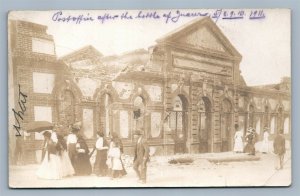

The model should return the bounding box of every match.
[14,129,24,165]
[260,127,270,154]
[133,129,149,184]
[233,124,244,153]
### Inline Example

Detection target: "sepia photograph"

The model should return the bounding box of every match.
[8,9,291,188]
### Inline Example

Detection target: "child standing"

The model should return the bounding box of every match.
[108,141,123,179]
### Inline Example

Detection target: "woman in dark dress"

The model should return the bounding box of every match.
[93,131,109,176]
[244,128,256,155]
[75,135,92,175]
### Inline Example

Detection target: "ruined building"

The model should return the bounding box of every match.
[9,17,291,163]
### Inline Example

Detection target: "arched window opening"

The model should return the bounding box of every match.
[133,96,145,132]
[170,95,188,154]
[277,107,283,133]
[221,99,233,152]
[59,90,75,132]
[283,117,290,134]
[263,106,270,129]
[100,93,113,137]
[248,105,255,128]
[198,97,212,153]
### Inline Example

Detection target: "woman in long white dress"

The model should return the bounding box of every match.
[36,131,63,180]
[260,128,270,153]
[56,134,75,177]
[233,125,244,153]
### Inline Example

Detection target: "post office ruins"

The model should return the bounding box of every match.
[9,17,291,163]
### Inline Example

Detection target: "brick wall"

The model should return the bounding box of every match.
[10,20,66,163]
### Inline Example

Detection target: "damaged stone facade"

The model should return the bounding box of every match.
[9,18,291,163]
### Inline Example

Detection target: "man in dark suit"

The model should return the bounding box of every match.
[273,129,286,170]
[133,129,149,184]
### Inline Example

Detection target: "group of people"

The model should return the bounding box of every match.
[36,125,150,184]
[36,129,75,179]
[233,125,261,155]
[233,124,287,170]
[36,126,96,179]
[34,122,287,182]
[93,131,127,178]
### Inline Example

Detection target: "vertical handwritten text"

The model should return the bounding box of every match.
[12,85,28,136]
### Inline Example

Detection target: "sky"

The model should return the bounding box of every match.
[9,9,291,86]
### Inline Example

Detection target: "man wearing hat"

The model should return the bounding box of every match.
[133,129,149,184]
[273,129,286,170]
